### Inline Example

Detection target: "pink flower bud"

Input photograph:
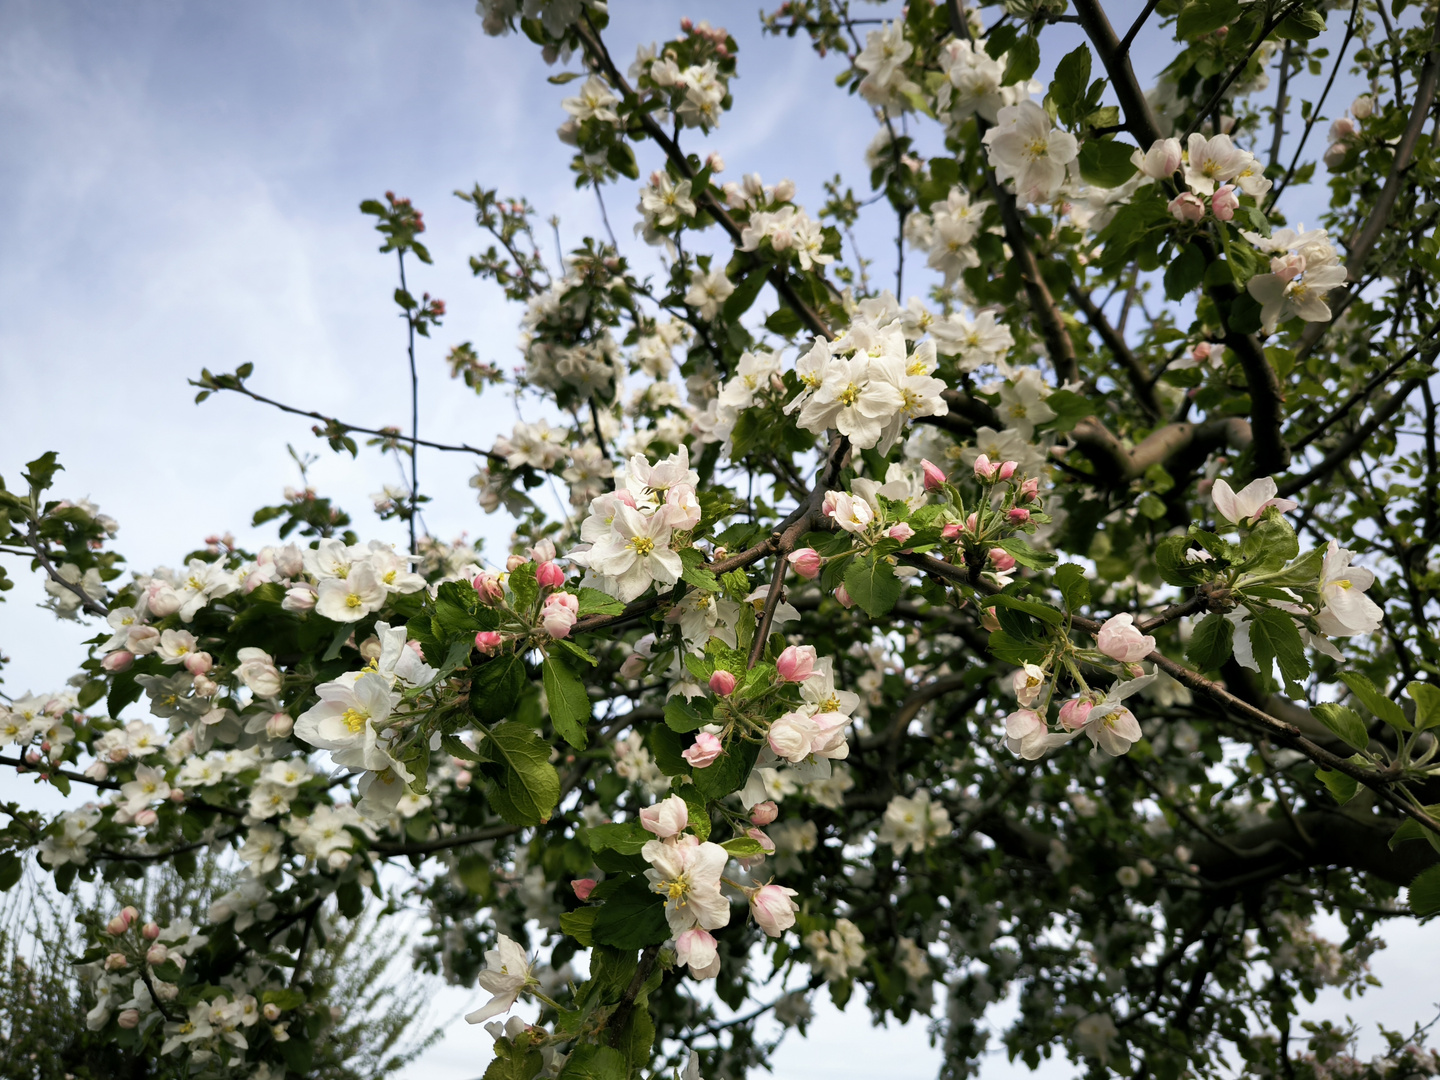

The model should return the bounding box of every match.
[263,1003,282,1022]
[473,573,505,604]
[1350,94,1372,120]
[680,16,693,31]
[536,561,565,588]
[787,547,822,580]
[675,927,720,979]
[980,607,1001,632]
[540,591,579,639]
[989,548,1016,572]
[1058,698,1094,731]
[146,943,169,965]
[1168,193,1205,222]
[706,152,725,173]
[101,650,134,673]
[750,800,779,825]
[106,915,130,936]
[709,670,737,696]
[266,712,294,739]
[835,583,854,609]
[85,761,109,781]
[105,952,128,970]
[505,554,526,572]
[1323,142,1348,170]
[998,460,1018,481]
[619,653,648,679]
[1019,478,1041,502]
[117,1009,141,1029]
[572,878,598,901]
[921,459,947,491]
[474,631,504,655]
[682,731,724,768]
[142,922,161,940]
[1210,184,1239,222]
[748,883,799,937]
[973,454,1000,481]
[888,523,916,543]
[776,645,816,683]
[1007,508,1031,524]
[455,769,472,789]
[941,523,962,540]
[1096,613,1157,662]
[168,788,185,803]
[773,178,796,202]
[121,907,139,927]
[135,809,158,827]
[183,651,213,675]
[1328,116,1356,141]
[639,794,690,838]
[747,827,776,854]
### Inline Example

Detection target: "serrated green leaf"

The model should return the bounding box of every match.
[1408,864,1440,917]
[1340,671,1409,731]
[1312,703,1370,751]
[1315,766,1360,805]
[844,553,902,617]
[479,721,560,826]
[543,655,591,750]
[1187,612,1234,670]
[1407,681,1440,732]
[1077,139,1140,188]
[590,876,670,949]
[1248,606,1309,686]
[576,586,625,617]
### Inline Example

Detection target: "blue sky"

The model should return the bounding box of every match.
[0,2,1427,1077]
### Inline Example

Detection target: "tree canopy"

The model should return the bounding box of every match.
[3,1,1440,1078]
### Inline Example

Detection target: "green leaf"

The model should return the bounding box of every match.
[1164,243,1206,300]
[1055,564,1091,611]
[1408,864,1440,917]
[1155,536,1210,587]
[1407,682,1440,732]
[995,537,1058,570]
[1240,514,1299,573]
[1312,703,1371,752]
[559,1044,630,1080]
[1315,767,1360,805]
[457,854,492,895]
[1247,606,1309,686]
[692,738,760,801]
[1340,672,1409,732]
[606,142,639,181]
[679,547,721,593]
[587,821,651,855]
[722,266,768,321]
[1389,812,1440,855]
[664,698,707,733]
[471,655,527,724]
[591,876,670,949]
[1187,612,1234,671]
[1077,139,1140,188]
[1002,34,1040,86]
[337,879,363,919]
[721,837,766,858]
[1177,0,1241,38]
[1040,389,1098,434]
[986,594,1063,626]
[576,586,624,617]
[1276,7,1327,39]
[1049,45,1092,128]
[543,656,591,750]
[844,553,902,617]
[0,853,20,892]
[765,306,804,337]
[645,724,688,776]
[22,452,62,492]
[479,722,561,826]
[559,908,597,947]
[485,1037,547,1080]
[261,988,306,1011]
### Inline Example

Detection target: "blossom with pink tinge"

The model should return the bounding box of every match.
[639,794,690,839]
[989,548,1016,572]
[1058,698,1094,731]
[572,878,597,901]
[540,592,579,638]
[888,523,915,543]
[1211,185,1239,221]
[675,927,721,979]
[1169,193,1205,222]
[475,631,503,655]
[536,561,565,588]
[973,454,1001,481]
[750,801,779,825]
[1096,613,1156,663]
[921,459,947,491]
[749,883,799,936]
[473,573,505,604]
[776,645,816,682]
[683,732,724,768]
[788,547,822,579]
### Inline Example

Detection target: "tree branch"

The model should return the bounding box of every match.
[1068,285,1161,418]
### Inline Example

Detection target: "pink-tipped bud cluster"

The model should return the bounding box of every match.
[474,630,503,655]
[540,592,579,639]
[473,573,505,604]
[536,561,565,588]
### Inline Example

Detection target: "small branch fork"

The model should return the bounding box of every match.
[202,378,507,466]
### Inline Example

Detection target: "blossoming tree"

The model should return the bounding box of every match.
[3,0,1440,1077]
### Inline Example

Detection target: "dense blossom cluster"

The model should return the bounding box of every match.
[4,2,1439,1079]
